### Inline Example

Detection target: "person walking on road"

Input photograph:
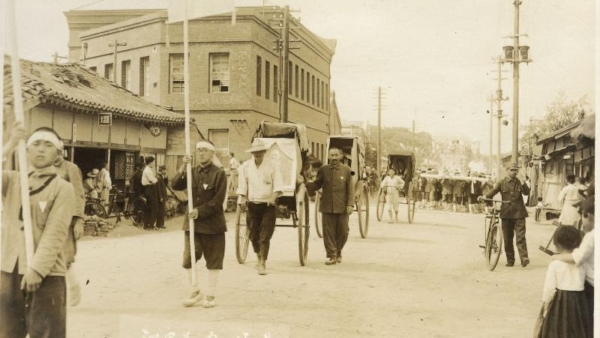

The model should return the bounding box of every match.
[380,168,405,224]
[1,124,75,338]
[142,156,159,230]
[54,138,86,307]
[156,165,168,229]
[172,140,228,308]
[236,139,283,275]
[479,163,531,267]
[306,147,355,265]
[557,174,581,227]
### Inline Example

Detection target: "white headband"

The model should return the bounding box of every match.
[196,141,215,151]
[27,130,63,150]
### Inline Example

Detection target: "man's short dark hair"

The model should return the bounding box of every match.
[145,156,155,165]
[566,174,576,184]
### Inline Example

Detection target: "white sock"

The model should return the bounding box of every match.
[207,269,219,297]
[66,264,79,288]
[185,268,201,293]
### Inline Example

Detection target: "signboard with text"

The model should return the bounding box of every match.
[99,113,113,126]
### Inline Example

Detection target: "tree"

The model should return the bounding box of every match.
[365,125,434,169]
[521,91,591,145]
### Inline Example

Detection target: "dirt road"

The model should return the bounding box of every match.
[69,203,556,337]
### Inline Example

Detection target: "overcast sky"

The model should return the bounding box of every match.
[7,0,597,155]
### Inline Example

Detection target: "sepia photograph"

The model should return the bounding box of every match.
[1,0,597,337]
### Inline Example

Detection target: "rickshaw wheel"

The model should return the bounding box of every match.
[357,185,369,238]
[407,182,416,223]
[296,192,310,266]
[235,204,250,264]
[314,192,323,238]
[376,189,385,221]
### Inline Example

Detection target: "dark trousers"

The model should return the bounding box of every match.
[247,203,276,260]
[535,208,541,222]
[0,265,66,338]
[156,197,166,228]
[322,213,349,259]
[501,218,529,264]
[144,185,159,228]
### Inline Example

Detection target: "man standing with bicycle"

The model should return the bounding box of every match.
[479,163,531,268]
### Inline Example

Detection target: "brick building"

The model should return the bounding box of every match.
[64,5,340,169]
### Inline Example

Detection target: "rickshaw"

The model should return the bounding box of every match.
[235,121,311,266]
[313,135,370,238]
[376,151,417,223]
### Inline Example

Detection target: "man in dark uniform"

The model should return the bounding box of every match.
[306,147,354,265]
[479,162,531,267]
[156,165,168,229]
[441,175,455,211]
[172,140,227,308]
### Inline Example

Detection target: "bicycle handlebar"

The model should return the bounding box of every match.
[478,198,510,204]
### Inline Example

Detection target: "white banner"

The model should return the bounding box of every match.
[167,0,235,23]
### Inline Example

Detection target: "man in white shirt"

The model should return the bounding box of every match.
[236,139,283,275]
[142,156,159,230]
[229,152,240,192]
[97,160,112,207]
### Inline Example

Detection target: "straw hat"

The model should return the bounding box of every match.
[245,139,268,153]
[87,168,99,178]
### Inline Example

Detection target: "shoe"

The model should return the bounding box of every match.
[325,258,337,265]
[258,260,267,275]
[505,262,515,267]
[182,290,203,307]
[202,296,216,308]
[336,257,342,264]
[521,258,530,268]
[69,284,81,307]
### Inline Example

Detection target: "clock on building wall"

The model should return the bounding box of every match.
[145,124,162,137]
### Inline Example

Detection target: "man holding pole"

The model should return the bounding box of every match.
[172,140,227,308]
[1,124,74,338]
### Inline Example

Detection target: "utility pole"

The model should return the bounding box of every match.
[52,52,67,65]
[108,39,127,83]
[377,86,382,175]
[488,96,494,175]
[492,58,509,179]
[412,119,415,153]
[501,0,531,165]
[270,6,300,122]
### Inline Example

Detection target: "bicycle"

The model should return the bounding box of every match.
[478,198,510,271]
[84,196,107,219]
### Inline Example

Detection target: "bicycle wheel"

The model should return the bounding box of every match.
[314,192,323,238]
[485,219,503,271]
[235,204,250,264]
[357,185,369,238]
[130,197,146,227]
[85,200,107,219]
[296,192,310,266]
[376,190,384,221]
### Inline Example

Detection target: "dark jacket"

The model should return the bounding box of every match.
[130,169,144,197]
[306,163,354,214]
[157,174,168,202]
[484,176,530,219]
[172,162,227,234]
[442,178,454,195]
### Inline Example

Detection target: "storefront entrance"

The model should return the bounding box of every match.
[73,147,107,178]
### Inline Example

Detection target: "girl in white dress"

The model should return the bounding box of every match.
[380,168,405,223]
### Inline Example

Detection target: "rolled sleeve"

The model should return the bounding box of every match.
[236,164,248,196]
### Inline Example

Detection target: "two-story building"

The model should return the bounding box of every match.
[64,5,339,166]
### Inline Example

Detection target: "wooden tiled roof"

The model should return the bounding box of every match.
[4,56,186,126]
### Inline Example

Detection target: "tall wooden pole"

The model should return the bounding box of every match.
[489,98,493,175]
[511,0,521,164]
[183,0,197,287]
[6,0,35,268]
[377,87,382,174]
[281,5,290,122]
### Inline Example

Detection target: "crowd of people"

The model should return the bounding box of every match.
[0,122,594,337]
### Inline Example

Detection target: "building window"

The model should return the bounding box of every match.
[273,65,278,103]
[208,129,229,168]
[316,80,320,108]
[306,71,310,103]
[312,75,315,105]
[295,65,299,98]
[256,56,262,97]
[210,53,230,93]
[321,80,325,109]
[104,63,113,81]
[121,60,131,90]
[321,144,325,162]
[326,84,329,111]
[265,61,270,100]
[301,69,304,100]
[169,54,184,93]
[288,61,293,96]
[89,66,97,73]
[311,142,315,155]
[139,56,150,97]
